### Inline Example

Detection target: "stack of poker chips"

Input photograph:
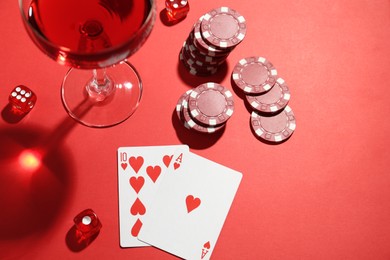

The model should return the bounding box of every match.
[180,6,247,76]
[231,56,297,143]
[176,82,235,134]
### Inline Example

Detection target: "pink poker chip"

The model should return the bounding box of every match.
[179,50,218,76]
[232,56,278,94]
[176,89,193,120]
[188,82,234,126]
[201,6,247,49]
[192,16,229,56]
[184,39,227,65]
[181,96,225,134]
[246,77,291,114]
[250,105,296,143]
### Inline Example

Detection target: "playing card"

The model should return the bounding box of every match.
[138,151,242,259]
[167,146,187,172]
[117,145,189,247]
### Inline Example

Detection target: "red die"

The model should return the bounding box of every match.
[165,0,190,21]
[9,85,37,113]
[73,209,102,241]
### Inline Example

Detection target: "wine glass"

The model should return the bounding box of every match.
[19,0,156,127]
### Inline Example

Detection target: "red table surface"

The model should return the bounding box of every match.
[1,0,390,259]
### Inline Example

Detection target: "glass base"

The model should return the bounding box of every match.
[61,61,142,128]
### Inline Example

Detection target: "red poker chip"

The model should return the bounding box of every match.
[192,17,231,56]
[181,96,225,133]
[246,77,291,114]
[250,105,296,143]
[188,82,234,126]
[183,46,225,71]
[201,6,247,49]
[232,56,278,94]
[176,89,193,120]
[184,40,227,65]
[189,32,230,58]
[181,43,207,68]
[181,44,219,70]
[180,52,217,74]
[179,50,218,76]
[192,32,230,58]
[179,53,218,76]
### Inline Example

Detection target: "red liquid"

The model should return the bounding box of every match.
[25,0,154,69]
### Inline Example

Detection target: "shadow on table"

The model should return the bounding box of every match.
[0,90,109,258]
[171,109,225,149]
[0,103,88,258]
[65,225,100,252]
[1,104,31,124]
[159,9,187,26]
[0,125,75,241]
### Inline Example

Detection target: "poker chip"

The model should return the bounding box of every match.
[175,82,234,134]
[250,105,296,143]
[192,17,230,56]
[201,6,247,49]
[246,77,291,114]
[184,40,227,65]
[232,56,278,94]
[188,82,234,126]
[231,55,296,143]
[178,7,246,77]
[181,97,225,133]
[176,89,193,120]
[179,51,218,76]
[179,41,220,76]
[181,45,219,72]
[175,7,298,143]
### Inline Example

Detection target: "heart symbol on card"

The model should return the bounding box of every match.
[121,163,128,170]
[173,162,181,170]
[130,198,146,216]
[129,156,144,173]
[129,176,144,194]
[186,195,201,213]
[131,218,143,237]
[163,155,173,168]
[146,165,161,183]
[201,241,210,259]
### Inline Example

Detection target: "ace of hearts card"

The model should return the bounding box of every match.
[138,150,242,259]
[117,145,189,247]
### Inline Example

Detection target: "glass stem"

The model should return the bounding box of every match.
[86,68,114,102]
[93,68,108,87]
